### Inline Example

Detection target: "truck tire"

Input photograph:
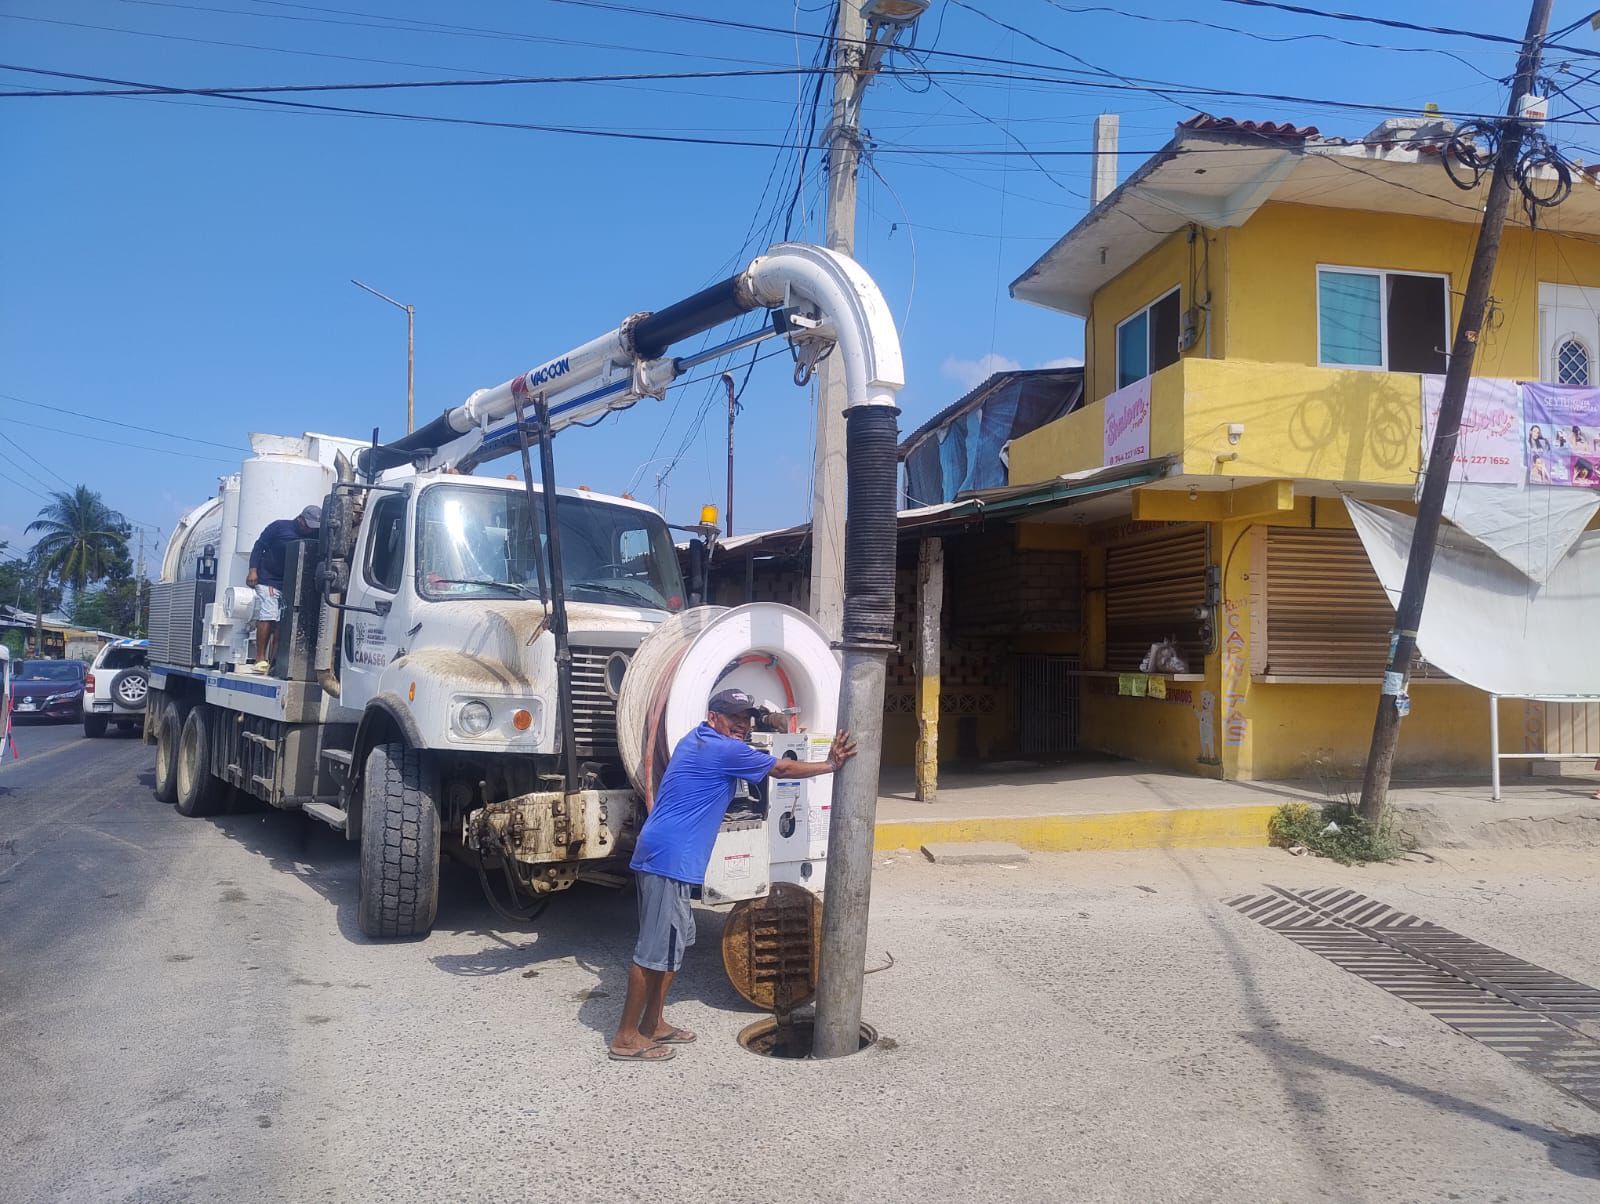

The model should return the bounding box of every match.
[84,713,108,739]
[153,700,183,803]
[358,742,440,940]
[175,706,227,817]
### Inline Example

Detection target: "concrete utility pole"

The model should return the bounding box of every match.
[811,0,927,1063]
[1358,0,1554,822]
[134,527,145,634]
[352,279,416,434]
[809,0,869,643]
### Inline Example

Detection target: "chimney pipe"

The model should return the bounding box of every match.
[1091,113,1119,206]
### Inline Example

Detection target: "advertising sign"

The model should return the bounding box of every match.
[1420,376,1523,484]
[1103,378,1152,467]
[1523,383,1600,488]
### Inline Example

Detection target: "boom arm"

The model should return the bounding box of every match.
[355,243,903,476]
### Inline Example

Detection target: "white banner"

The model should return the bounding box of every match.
[1104,378,1152,467]
[1346,498,1600,696]
[1420,376,1524,485]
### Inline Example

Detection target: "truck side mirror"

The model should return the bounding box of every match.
[687,539,707,607]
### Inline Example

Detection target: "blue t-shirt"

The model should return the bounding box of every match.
[630,723,778,885]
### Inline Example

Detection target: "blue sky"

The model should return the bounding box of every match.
[1,0,1584,558]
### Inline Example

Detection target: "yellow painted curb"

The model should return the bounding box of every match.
[874,804,1280,854]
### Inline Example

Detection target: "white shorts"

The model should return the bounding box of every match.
[254,584,282,622]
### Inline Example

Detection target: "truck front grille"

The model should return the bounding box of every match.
[569,646,620,759]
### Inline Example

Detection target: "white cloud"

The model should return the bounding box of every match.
[1037,355,1084,369]
[940,352,1021,392]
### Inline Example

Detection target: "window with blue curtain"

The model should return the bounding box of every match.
[1116,310,1149,389]
[1318,270,1383,366]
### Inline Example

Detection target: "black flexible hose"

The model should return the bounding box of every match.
[842,405,901,648]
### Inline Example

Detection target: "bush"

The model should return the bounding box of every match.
[1268,801,1413,866]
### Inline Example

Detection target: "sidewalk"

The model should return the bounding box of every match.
[873,756,1600,854]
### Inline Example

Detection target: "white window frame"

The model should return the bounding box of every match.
[1113,284,1181,391]
[1315,264,1451,372]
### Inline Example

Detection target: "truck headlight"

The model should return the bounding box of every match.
[456,700,492,736]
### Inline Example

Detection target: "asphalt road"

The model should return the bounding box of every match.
[3,730,1599,1203]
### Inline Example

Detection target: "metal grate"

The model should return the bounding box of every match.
[721,882,822,1014]
[1230,886,1600,1109]
[568,646,619,757]
[1018,654,1080,757]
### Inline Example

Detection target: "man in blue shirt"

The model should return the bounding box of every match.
[609,688,855,1062]
[245,505,320,674]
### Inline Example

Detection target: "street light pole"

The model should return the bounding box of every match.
[352,279,416,434]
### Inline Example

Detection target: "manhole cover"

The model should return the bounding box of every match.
[1230,886,1600,1110]
[737,1016,878,1060]
[721,881,821,1011]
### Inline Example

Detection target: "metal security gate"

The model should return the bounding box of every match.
[1018,654,1079,757]
[1104,527,1208,671]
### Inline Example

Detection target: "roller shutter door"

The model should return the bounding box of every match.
[1264,527,1443,679]
[1105,527,1208,671]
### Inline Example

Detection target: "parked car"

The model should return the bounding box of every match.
[11,659,87,723]
[84,639,150,738]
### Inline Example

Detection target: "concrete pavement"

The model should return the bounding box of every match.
[2,732,1599,1202]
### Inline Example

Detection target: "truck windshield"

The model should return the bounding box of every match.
[416,484,685,612]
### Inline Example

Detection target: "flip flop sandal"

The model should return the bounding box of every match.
[608,1043,675,1062]
[653,1027,697,1045]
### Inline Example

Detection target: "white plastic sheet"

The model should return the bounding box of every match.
[1345,498,1600,696]
[1440,483,1600,586]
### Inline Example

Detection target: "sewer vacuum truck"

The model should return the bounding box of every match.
[145,243,903,944]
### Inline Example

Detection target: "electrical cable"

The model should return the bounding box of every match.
[0,393,246,451]
[0,416,238,462]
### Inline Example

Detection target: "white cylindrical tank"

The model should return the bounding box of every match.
[235,451,333,557]
[161,496,223,583]
[616,603,841,801]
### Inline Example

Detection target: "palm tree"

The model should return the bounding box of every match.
[26,486,130,603]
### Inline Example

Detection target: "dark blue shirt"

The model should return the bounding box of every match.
[630,723,777,885]
[249,518,303,588]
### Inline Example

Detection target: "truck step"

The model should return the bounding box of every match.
[242,730,276,749]
[251,774,275,791]
[320,748,353,766]
[301,801,348,832]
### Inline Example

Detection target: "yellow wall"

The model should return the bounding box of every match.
[1223,202,1600,378]
[1008,356,1425,489]
[1085,227,1224,403]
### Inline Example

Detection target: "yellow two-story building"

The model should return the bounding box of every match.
[1005,113,1600,782]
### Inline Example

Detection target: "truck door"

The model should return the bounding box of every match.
[339,489,409,712]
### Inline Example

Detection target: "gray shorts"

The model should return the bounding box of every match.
[633,871,696,972]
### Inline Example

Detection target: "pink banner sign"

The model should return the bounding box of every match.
[1420,376,1524,484]
[1524,383,1600,488]
[1103,378,1152,467]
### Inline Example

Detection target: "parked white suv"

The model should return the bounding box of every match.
[84,638,150,738]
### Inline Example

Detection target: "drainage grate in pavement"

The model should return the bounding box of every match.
[1228,885,1600,1110]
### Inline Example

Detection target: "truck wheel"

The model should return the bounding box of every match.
[153,701,183,803]
[175,706,227,817]
[84,713,108,739]
[358,742,440,940]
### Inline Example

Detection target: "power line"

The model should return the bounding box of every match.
[1038,1,1508,82]
[0,428,74,489]
[0,393,246,451]
[0,415,238,462]
[1210,0,1527,48]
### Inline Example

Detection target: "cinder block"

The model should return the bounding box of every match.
[919,841,1031,865]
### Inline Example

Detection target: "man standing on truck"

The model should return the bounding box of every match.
[609,688,856,1062]
[245,505,320,674]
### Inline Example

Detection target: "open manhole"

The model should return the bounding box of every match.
[737,1015,879,1059]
